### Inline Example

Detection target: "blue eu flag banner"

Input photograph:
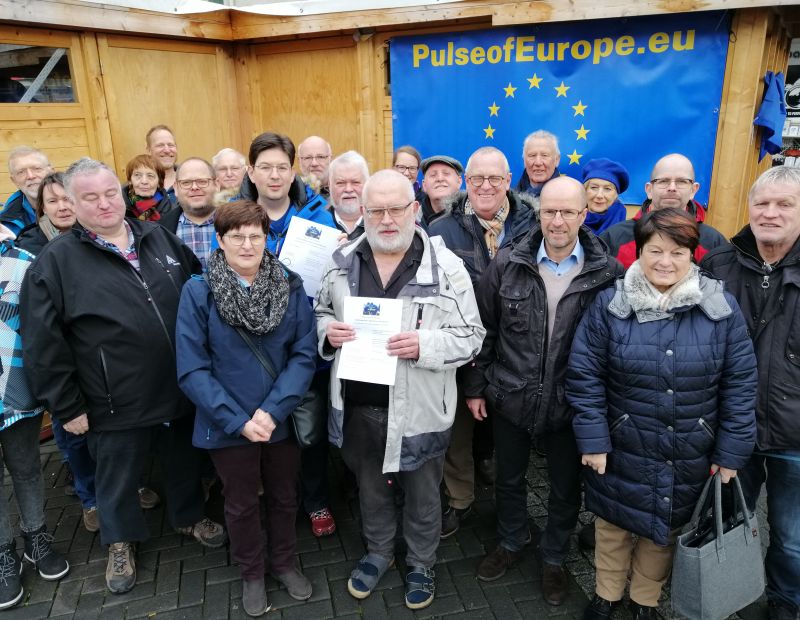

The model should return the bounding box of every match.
[391,11,730,206]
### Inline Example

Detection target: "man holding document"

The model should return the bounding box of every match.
[314,169,485,611]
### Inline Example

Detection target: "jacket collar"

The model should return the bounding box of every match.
[509,224,612,273]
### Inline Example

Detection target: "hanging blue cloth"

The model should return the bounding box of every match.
[753,71,787,162]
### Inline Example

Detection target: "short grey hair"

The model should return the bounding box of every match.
[522,130,560,159]
[211,148,246,169]
[749,166,800,203]
[63,157,116,199]
[465,146,510,176]
[362,169,414,206]
[328,150,369,184]
[8,146,49,174]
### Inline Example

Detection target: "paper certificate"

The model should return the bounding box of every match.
[278,216,341,298]
[337,297,404,386]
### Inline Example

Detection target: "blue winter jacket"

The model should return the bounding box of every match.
[566,273,757,545]
[175,267,317,450]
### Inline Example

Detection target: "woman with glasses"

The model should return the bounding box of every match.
[122,154,175,222]
[176,200,317,617]
[393,145,422,193]
[581,158,629,235]
[566,208,757,620]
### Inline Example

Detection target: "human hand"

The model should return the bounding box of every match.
[326,321,356,348]
[466,398,488,421]
[337,233,349,247]
[710,464,737,483]
[252,408,276,436]
[64,413,89,435]
[387,331,420,360]
[582,453,607,475]
[241,420,270,442]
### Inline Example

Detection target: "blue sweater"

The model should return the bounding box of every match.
[175,270,317,449]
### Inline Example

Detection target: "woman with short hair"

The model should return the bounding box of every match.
[123,154,174,221]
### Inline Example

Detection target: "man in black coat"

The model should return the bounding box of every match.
[702,166,800,620]
[20,158,226,596]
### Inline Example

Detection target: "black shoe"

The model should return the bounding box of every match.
[630,601,657,620]
[769,601,800,620]
[440,505,471,539]
[22,525,70,581]
[0,543,23,610]
[477,545,519,581]
[476,457,496,485]
[583,594,616,620]
[541,562,569,606]
[578,519,596,550]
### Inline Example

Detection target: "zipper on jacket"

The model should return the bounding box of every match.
[609,413,629,433]
[99,348,115,415]
[153,257,182,296]
[137,277,177,360]
[698,418,715,439]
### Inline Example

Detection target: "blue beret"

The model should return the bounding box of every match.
[581,158,630,194]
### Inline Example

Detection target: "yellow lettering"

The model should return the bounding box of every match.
[412,44,429,68]
[673,30,695,51]
[431,49,445,67]
[592,37,614,65]
[447,41,454,65]
[537,42,554,62]
[516,36,535,62]
[487,45,502,64]
[572,40,591,60]
[455,47,469,65]
[503,36,515,63]
[557,41,570,61]
[615,35,634,56]
[649,32,670,53]
[471,47,485,65]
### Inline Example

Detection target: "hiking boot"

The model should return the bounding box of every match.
[274,567,312,600]
[309,507,336,537]
[584,594,617,620]
[477,545,520,581]
[138,487,160,510]
[83,507,99,533]
[22,525,69,580]
[441,505,472,539]
[176,518,227,548]
[630,601,658,620]
[542,562,569,606]
[242,578,270,617]
[106,542,136,594]
[0,543,22,610]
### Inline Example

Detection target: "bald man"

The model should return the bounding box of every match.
[297,136,332,198]
[464,176,623,604]
[601,153,727,268]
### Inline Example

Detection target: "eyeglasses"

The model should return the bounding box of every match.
[539,208,585,221]
[176,178,214,190]
[298,155,330,163]
[467,175,505,188]
[650,177,694,189]
[394,165,419,174]
[215,166,243,174]
[224,233,267,247]
[253,164,292,175]
[364,201,413,220]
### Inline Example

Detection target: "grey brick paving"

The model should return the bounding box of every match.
[2,441,770,618]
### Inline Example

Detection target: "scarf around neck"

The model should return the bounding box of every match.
[624,260,702,322]
[466,195,510,259]
[37,215,61,242]
[205,248,290,334]
[128,189,164,221]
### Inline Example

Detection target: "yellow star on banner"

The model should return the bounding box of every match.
[484,124,495,139]
[527,74,542,89]
[504,83,517,98]
[575,124,590,140]
[572,100,588,116]
[488,102,500,117]
[567,150,582,165]
[555,82,570,97]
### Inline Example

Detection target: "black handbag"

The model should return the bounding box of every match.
[234,326,326,448]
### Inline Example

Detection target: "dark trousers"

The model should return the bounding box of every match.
[210,438,300,580]
[493,414,581,564]
[51,416,96,509]
[87,415,205,546]
[300,370,331,514]
[341,404,444,568]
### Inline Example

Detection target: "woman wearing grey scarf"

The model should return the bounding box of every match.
[15,172,76,256]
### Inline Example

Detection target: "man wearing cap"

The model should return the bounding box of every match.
[600,153,727,268]
[417,155,463,229]
[581,158,630,235]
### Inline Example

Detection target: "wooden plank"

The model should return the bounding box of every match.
[0,125,88,151]
[356,36,379,171]
[0,23,74,47]
[0,118,84,129]
[78,32,116,168]
[0,104,82,121]
[105,33,220,55]
[250,35,355,56]
[214,44,242,153]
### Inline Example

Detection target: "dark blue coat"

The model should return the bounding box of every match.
[176,268,317,449]
[566,275,757,545]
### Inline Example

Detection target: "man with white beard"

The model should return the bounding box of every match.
[328,151,368,240]
[315,169,484,610]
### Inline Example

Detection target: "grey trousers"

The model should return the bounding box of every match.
[341,404,444,568]
[0,414,46,545]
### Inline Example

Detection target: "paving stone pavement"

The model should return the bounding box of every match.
[2,441,769,619]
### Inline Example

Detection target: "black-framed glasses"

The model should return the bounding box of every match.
[467,175,505,188]
[540,208,585,221]
[394,164,419,174]
[650,177,694,189]
[363,201,413,220]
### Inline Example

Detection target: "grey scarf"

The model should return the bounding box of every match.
[206,248,290,334]
[624,261,702,323]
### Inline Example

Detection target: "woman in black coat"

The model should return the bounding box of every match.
[16,172,75,255]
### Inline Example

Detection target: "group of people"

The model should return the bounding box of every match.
[0,123,797,620]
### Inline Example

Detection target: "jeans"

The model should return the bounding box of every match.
[87,415,205,546]
[341,404,444,568]
[738,451,800,609]
[493,415,581,564]
[211,438,300,579]
[0,414,45,544]
[51,416,97,509]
